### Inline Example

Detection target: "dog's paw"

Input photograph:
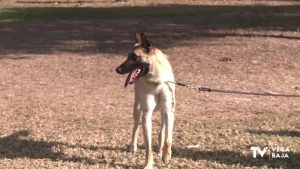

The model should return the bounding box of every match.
[157,147,163,157]
[162,150,172,164]
[157,151,162,158]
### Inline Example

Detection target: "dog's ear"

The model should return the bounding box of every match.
[140,33,153,53]
[135,32,142,45]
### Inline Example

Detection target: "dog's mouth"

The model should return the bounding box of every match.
[124,64,149,88]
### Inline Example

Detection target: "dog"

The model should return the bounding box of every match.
[116,33,175,169]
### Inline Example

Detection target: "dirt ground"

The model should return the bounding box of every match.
[4,0,300,7]
[0,0,300,169]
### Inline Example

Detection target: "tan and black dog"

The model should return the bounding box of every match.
[116,33,175,169]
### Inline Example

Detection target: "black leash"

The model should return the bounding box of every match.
[167,81,300,98]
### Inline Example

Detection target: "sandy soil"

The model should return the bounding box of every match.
[0,0,299,168]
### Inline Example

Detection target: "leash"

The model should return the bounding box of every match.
[167,81,300,98]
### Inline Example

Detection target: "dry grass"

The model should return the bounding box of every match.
[0,0,300,168]
[2,0,300,7]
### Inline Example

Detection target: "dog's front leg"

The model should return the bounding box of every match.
[129,96,141,153]
[142,110,154,169]
[141,96,156,169]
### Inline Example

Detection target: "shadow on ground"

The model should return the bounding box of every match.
[1,130,299,167]
[246,129,300,137]
[0,4,299,57]
[0,130,130,165]
[0,130,144,167]
[173,146,300,168]
[0,130,97,164]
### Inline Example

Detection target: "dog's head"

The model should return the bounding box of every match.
[116,33,153,87]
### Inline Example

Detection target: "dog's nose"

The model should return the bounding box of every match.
[116,67,122,74]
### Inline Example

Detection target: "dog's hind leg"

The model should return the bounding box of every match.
[161,84,175,164]
[158,110,165,157]
[129,95,141,153]
[162,110,174,164]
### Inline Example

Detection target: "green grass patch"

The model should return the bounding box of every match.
[0,5,299,23]
[0,5,231,22]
